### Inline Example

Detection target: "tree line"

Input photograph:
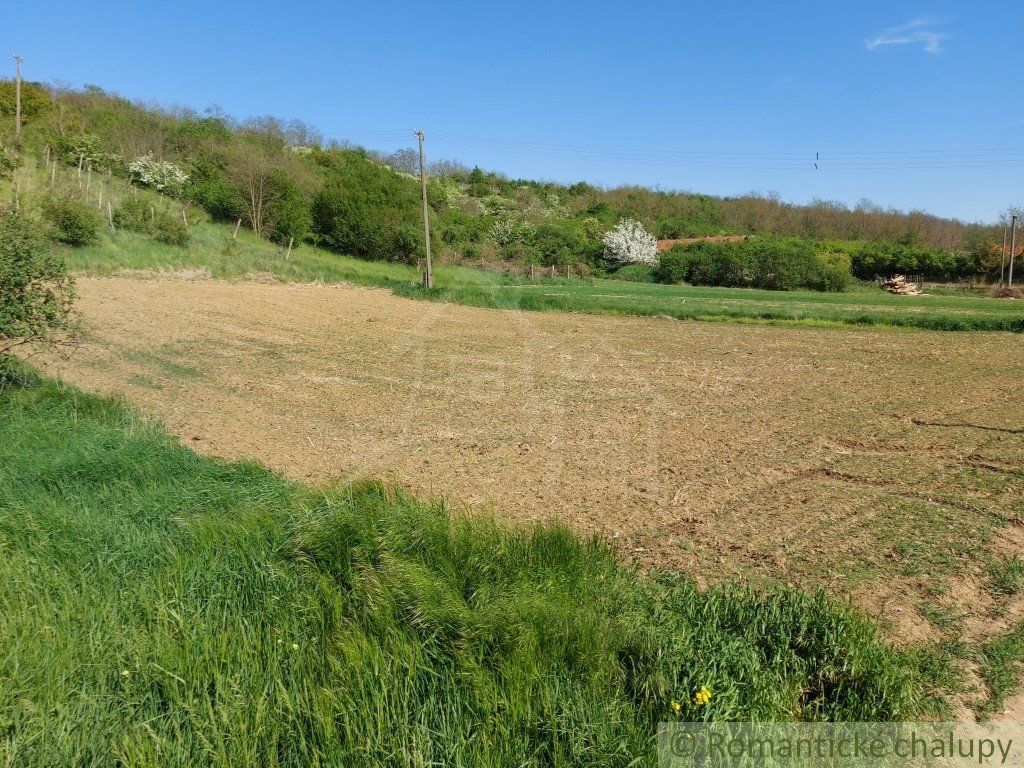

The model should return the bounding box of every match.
[1,80,1015,281]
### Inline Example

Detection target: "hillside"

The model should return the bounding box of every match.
[0,79,1010,286]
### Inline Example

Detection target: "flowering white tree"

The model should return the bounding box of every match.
[129,155,188,195]
[602,219,657,267]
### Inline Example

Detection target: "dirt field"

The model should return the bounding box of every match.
[39,276,1024,653]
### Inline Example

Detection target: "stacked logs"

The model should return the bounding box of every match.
[881,275,923,296]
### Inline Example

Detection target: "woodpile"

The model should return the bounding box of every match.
[881,275,923,296]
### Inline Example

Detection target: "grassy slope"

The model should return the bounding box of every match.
[0,366,943,767]
[66,218,1024,333]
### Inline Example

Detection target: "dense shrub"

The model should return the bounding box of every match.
[815,251,853,292]
[970,238,1004,279]
[185,155,241,222]
[263,170,311,245]
[530,220,602,267]
[151,212,190,247]
[113,196,190,247]
[438,209,492,247]
[848,240,972,281]
[654,238,852,292]
[310,150,422,262]
[0,213,75,354]
[40,196,103,247]
[112,195,151,232]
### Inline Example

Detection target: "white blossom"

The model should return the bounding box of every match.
[129,155,188,194]
[602,219,657,267]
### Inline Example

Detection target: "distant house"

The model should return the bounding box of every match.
[655,235,749,252]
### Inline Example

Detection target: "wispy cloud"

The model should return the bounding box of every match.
[865,18,949,54]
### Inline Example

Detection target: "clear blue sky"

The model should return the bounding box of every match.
[3,0,1021,222]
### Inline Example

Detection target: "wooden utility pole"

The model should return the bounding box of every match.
[1010,215,1019,288]
[414,130,432,289]
[1001,225,1009,286]
[13,55,23,140]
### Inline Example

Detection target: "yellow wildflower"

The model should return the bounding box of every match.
[694,685,712,707]
[670,700,682,714]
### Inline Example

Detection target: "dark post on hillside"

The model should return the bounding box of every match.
[13,55,23,140]
[415,130,433,290]
[1010,215,1019,288]
[1002,225,1009,286]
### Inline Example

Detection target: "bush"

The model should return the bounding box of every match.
[654,238,852,292]
[530,220,602,268]
[849,241,968,281]
[151,212,190,247]
[113,196,190,248]
[310,150,422,262]
[814,251,853,292]
[112,195,150,232]
[0,213,75,354]
[40,196,103,247]
[438,208,491,246]
[264,170,311,245]
[185,154,241,222]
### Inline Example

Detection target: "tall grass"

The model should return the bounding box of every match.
[979,623,1024,716]
[0,364,942,766]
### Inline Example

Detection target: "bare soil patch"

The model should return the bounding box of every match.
[39,276,1024,648]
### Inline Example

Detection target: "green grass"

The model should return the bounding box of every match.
[979,623,1024,716]
[0,363,945,766]
[65,218,1024,333]
[987,556,1024,597]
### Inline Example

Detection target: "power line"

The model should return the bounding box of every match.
[318,128,1024,170]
